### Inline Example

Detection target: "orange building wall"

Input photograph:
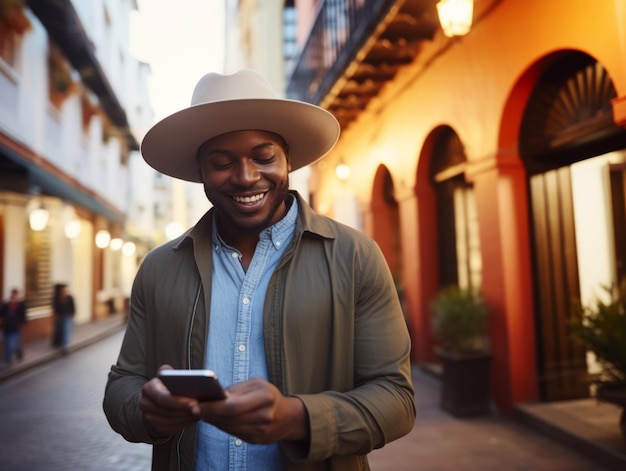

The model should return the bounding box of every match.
[309,0,626,413]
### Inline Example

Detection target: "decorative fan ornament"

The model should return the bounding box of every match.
[520,54,624,171]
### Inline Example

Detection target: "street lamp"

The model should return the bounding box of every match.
[437,0,474,37]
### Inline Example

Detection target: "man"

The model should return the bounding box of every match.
[0,288,27,366]
[103,69,415,470]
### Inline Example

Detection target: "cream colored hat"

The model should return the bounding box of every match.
[141,69,341,182]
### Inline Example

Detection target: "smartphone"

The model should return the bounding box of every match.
[158,369,226,401]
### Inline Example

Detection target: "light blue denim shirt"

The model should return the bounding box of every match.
[195,196,297,471]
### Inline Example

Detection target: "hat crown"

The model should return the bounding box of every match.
[191,69,279,106]
[142,69,340,182]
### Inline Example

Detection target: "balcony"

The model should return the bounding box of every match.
[26,0,139,151]
[286,0,440,131]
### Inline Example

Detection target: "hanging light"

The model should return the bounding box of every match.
[335,160,351,182]
[437,0,474,37]
[62,205,81,239]
[64,219,81,239]
[95,229,111,248]
[122,241,136,256]
[29,204,49,231]
[109,238,124,251]
[26,186,49,231]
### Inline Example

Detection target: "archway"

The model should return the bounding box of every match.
[371,165,402,283]
[411,125,481,364]
[428,126,481,292]
[519,51,626,401]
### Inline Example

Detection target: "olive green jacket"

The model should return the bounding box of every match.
[103,192,415,471]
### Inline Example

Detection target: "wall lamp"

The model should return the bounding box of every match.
[95,229,111,249]
[27,186,49,231]
[122,241,136,256]
[63,204,81,239]
[109,238,124,251]
[28,203,49,231]
[437,0,474,37]
[335,159,351,182]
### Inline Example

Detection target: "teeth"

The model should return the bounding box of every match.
[233,193,265,203]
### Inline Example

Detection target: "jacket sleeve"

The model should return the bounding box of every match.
[285,238,416,462]
[102,261,164,444]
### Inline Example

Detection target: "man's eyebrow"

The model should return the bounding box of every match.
[251,141,278,151]
[205,148,234,157]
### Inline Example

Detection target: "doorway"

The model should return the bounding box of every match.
[520,52,626,400]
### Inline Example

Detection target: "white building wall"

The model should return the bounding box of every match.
[223,0,311,201]
[1,200,27,300]
[0,0,151,326]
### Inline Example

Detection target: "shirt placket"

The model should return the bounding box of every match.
[229,232,272,471]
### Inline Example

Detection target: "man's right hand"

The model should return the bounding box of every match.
[139,365,202,438]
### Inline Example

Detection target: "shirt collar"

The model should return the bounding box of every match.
[211,194,298,251]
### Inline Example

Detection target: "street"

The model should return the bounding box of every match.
[0,328,607,471]
[0,330,151,471]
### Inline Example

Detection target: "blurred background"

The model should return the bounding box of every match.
[0,2,625,465]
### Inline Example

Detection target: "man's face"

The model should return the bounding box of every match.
[197,130,292,237]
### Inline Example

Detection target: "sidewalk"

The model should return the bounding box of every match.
[0,313,128,382]
[1,315,625,470]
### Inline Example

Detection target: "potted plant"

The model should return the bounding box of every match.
[430,285,491,417]
[570,278,626,438]
[48,43,76,108]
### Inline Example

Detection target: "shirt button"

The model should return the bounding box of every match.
[231,252,238,258]
[235,438,242,446]
[275,241,281,247]
[242,297,250,305]
[238,344,245,352]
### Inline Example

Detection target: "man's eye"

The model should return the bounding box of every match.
[254,154,275,163]
[209,159,233,169]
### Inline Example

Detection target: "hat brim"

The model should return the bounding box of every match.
[141,98,340,183]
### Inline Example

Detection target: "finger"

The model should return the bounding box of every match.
[142,379,200,416]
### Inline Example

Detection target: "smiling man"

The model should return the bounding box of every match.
[103,69,415,471]
[197,130,292,269]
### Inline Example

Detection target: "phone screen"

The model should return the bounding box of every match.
[158,369,226,401]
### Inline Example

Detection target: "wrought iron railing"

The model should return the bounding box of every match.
[286,0,397,105]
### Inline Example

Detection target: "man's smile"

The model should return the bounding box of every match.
[232,192,267,204]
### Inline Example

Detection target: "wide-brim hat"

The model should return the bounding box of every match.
[141,69,341,183]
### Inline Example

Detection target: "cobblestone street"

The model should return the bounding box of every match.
[0,326,614,470]
[0,330,151,471]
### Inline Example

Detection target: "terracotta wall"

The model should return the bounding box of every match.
[308,0,626,413]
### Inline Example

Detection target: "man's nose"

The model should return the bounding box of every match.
[234,159,260,184]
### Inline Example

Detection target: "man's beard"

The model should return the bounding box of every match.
[203,175,291,234]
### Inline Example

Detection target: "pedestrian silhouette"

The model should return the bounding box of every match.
[0,288,27,366]
[51,283,75,354]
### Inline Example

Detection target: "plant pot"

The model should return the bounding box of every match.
[596,383,626,442]
[438,349,491,417]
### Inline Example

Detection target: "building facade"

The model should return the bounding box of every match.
[222,0,314,200]
[0,0,154,344]
[287,0,626,413]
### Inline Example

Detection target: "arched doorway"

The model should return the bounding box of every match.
[520,51,626,401]
[371,165,402,291]
[429,126,482,292]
